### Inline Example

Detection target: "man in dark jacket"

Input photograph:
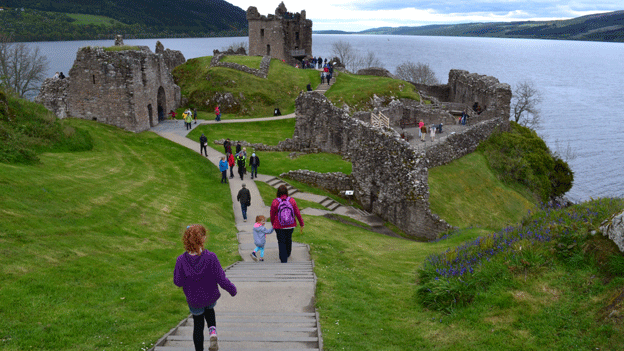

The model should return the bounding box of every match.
[236,183,251,222]
[199,133,208,156]
[249,153,260,179]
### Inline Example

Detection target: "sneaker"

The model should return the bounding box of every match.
[208,326,218,351]
[251,251,258,261]
[259,258,264,262]
[244,218,247,222]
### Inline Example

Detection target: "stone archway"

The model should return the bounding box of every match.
[147,104,154,127]
[157,87,166,122]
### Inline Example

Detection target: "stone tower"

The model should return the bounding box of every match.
[247,2,313,65]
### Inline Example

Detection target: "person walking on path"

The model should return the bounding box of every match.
[227,152,235,179]
[223,138,232,155]
[193,108,197,124]
[270,185,304,263]
[236,152,246,180]
[184,109,193,130]
[249,153,260,179]
[174,224,237,351]
[237,183,251,222]
[219,156,228,184]
[215,105,221,122]
[251,215,273,262]
[199,133,208,157]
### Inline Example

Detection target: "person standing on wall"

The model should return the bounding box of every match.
[237,183,251,222]
[199,133,208,157]
[174,224,237,351]
[249,152,260,180]
[270,185,304,263]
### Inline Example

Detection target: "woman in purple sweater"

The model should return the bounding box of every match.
[174,224,237,351]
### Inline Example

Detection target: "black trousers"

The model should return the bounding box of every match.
[200,144,207,156]
[192,309,216,351]
[275,228,294,263]
[221,170,228,183]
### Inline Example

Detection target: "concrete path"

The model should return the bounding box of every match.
[149,120,322,351]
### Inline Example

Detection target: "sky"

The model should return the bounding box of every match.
[225,0,623,32]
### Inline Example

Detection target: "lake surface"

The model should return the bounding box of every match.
[26,35,624,202]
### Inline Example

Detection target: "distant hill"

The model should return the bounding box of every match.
[316,10,624,42]
[0,0,248,41]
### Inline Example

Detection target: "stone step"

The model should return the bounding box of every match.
[166,335,318,343]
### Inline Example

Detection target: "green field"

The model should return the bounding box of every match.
[66,13,124,26]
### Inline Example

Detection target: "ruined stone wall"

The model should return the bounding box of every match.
[36,44,183,133]
[447,69,512,124]
[425,117,506,167]
[247,3,312,65]
[280,170,353,195]
[290,92,452,240]
[210,53,272,78]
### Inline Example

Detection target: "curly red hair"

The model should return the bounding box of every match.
[183,224,207,254]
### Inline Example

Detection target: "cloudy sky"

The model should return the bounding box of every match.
[226,0,622,32]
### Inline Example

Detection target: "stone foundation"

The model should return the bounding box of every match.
[280,170,353,196]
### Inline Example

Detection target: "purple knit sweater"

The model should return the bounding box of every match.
[173,250,237,308]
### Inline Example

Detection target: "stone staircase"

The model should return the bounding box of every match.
[153,262,322,351]
[265,176,300,196]
[318,197,341,211]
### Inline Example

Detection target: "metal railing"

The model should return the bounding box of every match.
[371,111,389,129]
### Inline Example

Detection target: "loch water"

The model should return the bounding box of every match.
[27,34,624,202]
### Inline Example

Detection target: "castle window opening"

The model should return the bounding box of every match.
[295,32,299,41]
[266,44,271,56]
[92,75,95,84]
[261,29,264,37]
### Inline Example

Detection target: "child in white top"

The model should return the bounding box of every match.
[430,124,436,142]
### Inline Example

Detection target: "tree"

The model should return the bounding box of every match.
[511,80,542,129]
[331,40,357,72]
[395,61,439,85]
[0,34,49,99]
[351,50,384,73]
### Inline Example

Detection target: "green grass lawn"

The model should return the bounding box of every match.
[0,119,239,350]
[187,119,297,146]
[325,72,424,111]
[428,152,536,230]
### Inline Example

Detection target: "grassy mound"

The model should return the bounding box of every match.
[173,56,319,118]
[324,71,424,111]
[0,88,93,164]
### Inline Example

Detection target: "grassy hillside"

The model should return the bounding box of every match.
[0,0,247,41]
[173,56,320,118]
[0,88,93,164]
[357,10,624,42]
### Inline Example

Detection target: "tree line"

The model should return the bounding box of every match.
[0,8,246,42]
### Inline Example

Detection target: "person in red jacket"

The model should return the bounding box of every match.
[270,185,304,263]
[227,152,235,179]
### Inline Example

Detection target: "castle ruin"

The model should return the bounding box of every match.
[36,40,185,133]
[277,70,512,240]
[247,2,312,66]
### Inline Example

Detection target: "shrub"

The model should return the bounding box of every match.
[477,122,572,201]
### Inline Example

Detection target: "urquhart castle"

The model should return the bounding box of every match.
[36,3,516,241]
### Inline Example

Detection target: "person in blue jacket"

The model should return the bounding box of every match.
[219,156,228,183]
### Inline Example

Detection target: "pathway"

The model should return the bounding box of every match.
[149,76,374,351]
